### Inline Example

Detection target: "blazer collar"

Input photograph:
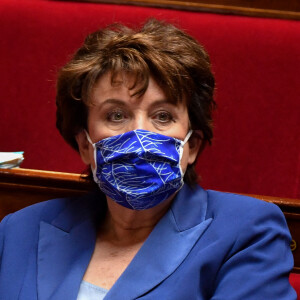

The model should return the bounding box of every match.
[37,185,211,300]
[37,192,104,300]
[105,184,212,300]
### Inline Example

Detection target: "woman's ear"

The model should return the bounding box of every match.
[188,131,203,165]
[75,130,92,165]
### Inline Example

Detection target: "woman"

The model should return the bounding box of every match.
[0,19,296,299]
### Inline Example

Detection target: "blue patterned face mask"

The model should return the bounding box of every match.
[86,129,192,210]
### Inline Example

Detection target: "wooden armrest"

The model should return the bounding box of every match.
[0,168,93,220]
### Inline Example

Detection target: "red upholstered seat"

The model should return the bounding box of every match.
[290,273,300,297]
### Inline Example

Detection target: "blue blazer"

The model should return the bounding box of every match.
[0,185,296,299]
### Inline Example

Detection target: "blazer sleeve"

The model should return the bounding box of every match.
[211,202,296,300]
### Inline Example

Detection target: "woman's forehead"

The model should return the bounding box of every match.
[103,71,142,90]
[91,72,159,99]
[90,71,185,106]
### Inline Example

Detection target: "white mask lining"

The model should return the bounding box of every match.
[178,130,193,177]
[84,130,99,184]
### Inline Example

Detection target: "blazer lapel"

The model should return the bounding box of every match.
[105,185,212,300]
[37,194,104,300]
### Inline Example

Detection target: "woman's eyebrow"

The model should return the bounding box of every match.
[92,98,176,111]
[103,99,127,106]
[148,99,177,108]
[93,98,127,109]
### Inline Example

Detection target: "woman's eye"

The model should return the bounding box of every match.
[107,111,126,122]
[153,111,174,123]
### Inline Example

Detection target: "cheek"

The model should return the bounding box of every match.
[180,143,190,173]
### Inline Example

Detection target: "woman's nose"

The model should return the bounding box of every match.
[129,114,151,132]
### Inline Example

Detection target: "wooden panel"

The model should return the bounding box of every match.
[77,0,300,19]
[0,168,299,272]
[0,168,94,220]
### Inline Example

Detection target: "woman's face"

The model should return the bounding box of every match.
[77,72,200,173]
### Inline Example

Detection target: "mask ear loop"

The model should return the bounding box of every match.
[178,130,193,178]
[183,130,193,145]
[84,129,93,145]
[84,130,100,185]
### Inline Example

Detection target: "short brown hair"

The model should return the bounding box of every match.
[56,19,216,185]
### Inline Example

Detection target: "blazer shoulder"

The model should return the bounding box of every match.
[2,191,104,233]
[206,190,283,216]
[205,190,288,234]
[3,197,70,226]
[1,193,97,233]
[203,191,295,299]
